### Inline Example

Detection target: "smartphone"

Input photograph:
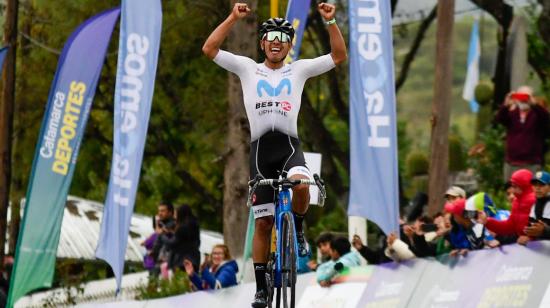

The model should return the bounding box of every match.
[421,223,438,232]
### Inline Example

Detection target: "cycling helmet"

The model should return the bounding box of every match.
[259,18,295,40]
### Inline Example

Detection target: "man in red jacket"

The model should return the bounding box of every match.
[479,169,536,245]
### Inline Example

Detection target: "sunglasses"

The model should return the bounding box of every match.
[263,31,291,43]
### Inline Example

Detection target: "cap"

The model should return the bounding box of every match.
[465,192,497,217]
[445,186,466,198]
[531,171,550,185]
[444,198,465,216]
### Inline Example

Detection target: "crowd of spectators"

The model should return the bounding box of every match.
[140,86,549,291]
[142,202,239,291]
[307,168,550,287]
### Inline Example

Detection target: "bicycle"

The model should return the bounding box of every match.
[247,173,326,308]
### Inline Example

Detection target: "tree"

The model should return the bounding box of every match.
[427,0,455,216]
[222,0,258,257]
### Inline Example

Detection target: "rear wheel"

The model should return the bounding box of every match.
[280,213,297,308]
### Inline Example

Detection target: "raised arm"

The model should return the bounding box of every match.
[318,3,347,65]
[202,3,251,60]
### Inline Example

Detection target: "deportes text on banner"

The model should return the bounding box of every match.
[7,8,121,307]
[347,0,400,236]
[96,0,162,290]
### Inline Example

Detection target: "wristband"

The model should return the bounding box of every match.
[325,18,336,25]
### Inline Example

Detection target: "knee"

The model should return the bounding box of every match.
[255,216,274,233]
[293,184,309,197]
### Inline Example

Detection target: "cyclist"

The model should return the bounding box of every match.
[202,3,346,307]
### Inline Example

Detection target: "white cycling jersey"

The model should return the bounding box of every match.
[214,50,336,141]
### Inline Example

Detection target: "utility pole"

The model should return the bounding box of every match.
[0,0,19,268]
[427,0,454,216]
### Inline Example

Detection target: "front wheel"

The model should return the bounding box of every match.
[280,213,297,308]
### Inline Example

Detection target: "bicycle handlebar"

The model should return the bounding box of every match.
[247,174,327,208]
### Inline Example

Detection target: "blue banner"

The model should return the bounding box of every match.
[347,0,399,236]
[96,0,162,289]
[7,8,120,307]
[0,46,8,70]
[462,20,480,113]
[284,0,311,63]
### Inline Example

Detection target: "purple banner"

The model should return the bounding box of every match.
[359,242,550,307]
[88,243,550,308]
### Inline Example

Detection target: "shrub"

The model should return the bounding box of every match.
[136,269,191,300]
[406,152,429,177]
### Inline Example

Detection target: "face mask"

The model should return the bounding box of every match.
[517,102,530,111]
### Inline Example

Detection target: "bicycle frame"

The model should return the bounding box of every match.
[247,174,325,307]
[273,185,297,288]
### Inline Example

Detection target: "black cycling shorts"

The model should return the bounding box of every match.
[249,131,311,218]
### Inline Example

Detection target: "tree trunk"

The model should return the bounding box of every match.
[0,0,18,268]
[222,0,257,258]
[427,0,454,216]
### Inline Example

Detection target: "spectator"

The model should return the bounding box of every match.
[157,204,201,272]
[307,232,334,271]
[141,217,159,275]
[384,231,416,262]
[445,186,466,202]
[464,192,499,247]
[405,192,428,222]
[399,216,437,259]
[150,202,176,275]
[479,169,536,245]
[316,236,361,287]
[495,86,550,180]
[432,213,453,255]
[523,171,550,241]
[444,198,485,256]
[184,244,238,290]
[352,234,391,264]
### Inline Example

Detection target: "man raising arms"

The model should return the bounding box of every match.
[203,3,346,307]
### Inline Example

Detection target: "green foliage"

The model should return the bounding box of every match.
[525,6,550,97]
[397,120,412,176]
[136,270,191,300]
[474,81,494,105]
[307,206,347,244]
[468,126,506,191]
[448,135,466,172]
[406,151,429,177]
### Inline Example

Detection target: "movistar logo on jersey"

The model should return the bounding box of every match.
[257,78,292,97]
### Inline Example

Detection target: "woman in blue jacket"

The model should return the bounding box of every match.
[184,244,239,290]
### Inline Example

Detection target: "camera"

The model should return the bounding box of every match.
[464,210,479,220]
[420,223,438,232]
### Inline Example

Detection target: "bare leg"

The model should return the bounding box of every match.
[252,216,274,262]
[290,174,310,215]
